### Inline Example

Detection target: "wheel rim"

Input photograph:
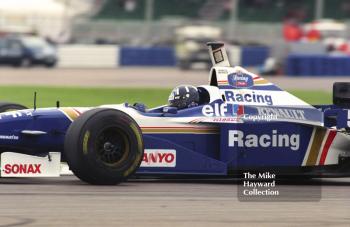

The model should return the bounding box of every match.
[95,127,130,167]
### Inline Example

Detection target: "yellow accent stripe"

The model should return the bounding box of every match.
[302,128,316,166]
[130,123,143,152]
[82,131,90,155]
[253,79,269,85]
[61,108,80,121]
[305,127,327,166]
[141,127,219,134]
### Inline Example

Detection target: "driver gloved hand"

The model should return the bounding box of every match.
[133,103,147,112]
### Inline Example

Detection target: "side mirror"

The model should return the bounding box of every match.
[163,106,178,114]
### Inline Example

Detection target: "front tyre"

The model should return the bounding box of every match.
[64,108,144,185]
[0,102,27,112]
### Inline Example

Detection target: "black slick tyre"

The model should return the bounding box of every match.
[0,102,27,112]
[64,108,144,185]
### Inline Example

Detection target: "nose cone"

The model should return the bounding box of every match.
[0,108,73,152]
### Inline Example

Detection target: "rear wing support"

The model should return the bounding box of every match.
[207,42,230,67]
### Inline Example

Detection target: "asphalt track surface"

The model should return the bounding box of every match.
[0,176,350,226]
[0,67,349,90]
[0,68,350,226]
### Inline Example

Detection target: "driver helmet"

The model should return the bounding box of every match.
[168,85,199,109]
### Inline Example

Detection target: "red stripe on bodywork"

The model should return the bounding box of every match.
[319,130,337,165]
[253,76,261,80]
[72,108,82,115]
[141,126,215,129]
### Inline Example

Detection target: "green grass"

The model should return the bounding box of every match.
[0,86,171,108]
[288,90,331,105]
[0,86,332,108]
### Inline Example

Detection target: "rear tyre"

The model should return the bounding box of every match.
[64,108,144,185]
[0,102,27,112]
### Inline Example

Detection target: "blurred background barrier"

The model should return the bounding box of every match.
[286,55,350,76]
[55,45,269,68]
[1,0,350,76]
[240,46,270,67]
[119,46,176,66]
[58,45,119,68]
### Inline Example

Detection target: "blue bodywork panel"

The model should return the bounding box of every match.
[220,122,313,168]
[0,109,71,153]
[138,134,226,175]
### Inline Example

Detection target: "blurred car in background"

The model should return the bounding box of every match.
[175,25,222,70]
[0,35,58,67]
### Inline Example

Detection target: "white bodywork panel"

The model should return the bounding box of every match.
[1,152,61,177]
[210,66,314,108]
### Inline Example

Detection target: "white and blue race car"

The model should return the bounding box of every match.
[0,42,349,185]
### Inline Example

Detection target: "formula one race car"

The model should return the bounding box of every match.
[1,42,350,185]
